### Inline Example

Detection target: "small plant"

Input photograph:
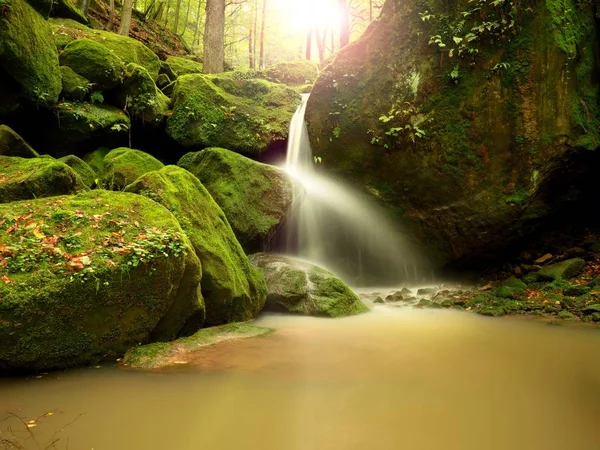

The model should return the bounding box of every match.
[90,91,104,104]
[313,156,322,164]
[332,126,342,138]
[111,123,129,132]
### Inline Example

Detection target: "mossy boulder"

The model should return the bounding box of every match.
[59,38,125,91]
[178,148,299,252]
[0,0,62,113]
[58,155,96,187]
[100,148,164,190]
[116,63,170,125]
[50,18,161,79]
[305,0,600,267]
[125,166,268,326]
[537,258,586,281]
[50,0,89,25]
[156,73,171,89]
[0,125,38,158]
[159,60,178,80]
[60,66,91,101]
[249,253,369,317]
[265,60,319,85]
[165,55,203,76]
[494,277,527,299]
[0,156,86,203]
[0,190,203,373]
[82,147,109,174]
[26,0,52,17]
[123,322,272,369]
[166,74,300,155]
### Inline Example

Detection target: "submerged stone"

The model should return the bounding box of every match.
[250,253,368,318]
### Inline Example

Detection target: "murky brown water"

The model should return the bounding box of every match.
[2,308,600,450]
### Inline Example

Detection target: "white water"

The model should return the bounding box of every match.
[281,94,426,286]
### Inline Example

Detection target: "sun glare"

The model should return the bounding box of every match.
[279,0,342,33]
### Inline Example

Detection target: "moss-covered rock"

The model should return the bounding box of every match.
[249,253,368,317]
[0,0,62,113]
[82,147,109,174]
[265,60,319,85]
[125,166,268,326]
[50,0,89,25]
[59,38,125,91]
[159,60,178,81]
[495,277,527,299]
[116,63,170,125]
[305,0,600,267]
[0,156,86,203]
[26,0,52,17]
[538,258,586,281]
[165,55,203,76]
[478,306,506,317]
[123,322,272,369]
[0,125,38,158]
[50,18,161,79]
[58,155,96,187]
[60,66,91,101]
[0,190,203,372]
[166,74,300,155]
[100,148,164,190]
[563,284,590,297]
[178,148,299,252]
[156,73,171,89]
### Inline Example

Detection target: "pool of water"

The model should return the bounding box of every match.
[2,308,600,450]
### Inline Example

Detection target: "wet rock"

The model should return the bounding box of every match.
[478,307,506,317]
[563,285,590,297]
[558,311,575,320]
[373,296,385,304]
[535,254,553,264]
[583,304,600,314]
[494,277,527,299]
[563,247,586,258]
[537,258,586,281]
[416,299,432,308]
[385,292,404,302]
[400,287,412,295]
[417,287,437,296]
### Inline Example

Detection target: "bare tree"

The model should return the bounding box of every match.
[306,27,312,60]
[107,0,116,30]
[173,0,183,32]
[203,0,226,73]
[119,0,134,36]
[258,0,267,69]
[338,0,350,47]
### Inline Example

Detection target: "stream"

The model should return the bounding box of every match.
[2,307,600,449]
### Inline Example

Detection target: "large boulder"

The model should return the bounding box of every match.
[166,74,300,155]
[60,66,91,101]
[50,0,89,25]
[100,148,164,190]
[305,0,600,267]
[0,156,86,203]
[116,63,170,125]
[178,148,299,253]
[165,56,203,77]
[0,125,38,158]
[250,253,369,317]
[125,166,268,326]
[50,18,161,79]
[59,38,125,91]
[0,190,204,372]
[58,154,96,187]
[0,0,62,113]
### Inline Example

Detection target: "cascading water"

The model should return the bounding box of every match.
[281,94,425,286]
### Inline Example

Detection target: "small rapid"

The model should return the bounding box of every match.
[281,94,426,286]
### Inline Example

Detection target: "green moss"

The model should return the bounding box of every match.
[50,0,89,25]
[82,147,109,175]
[166,74,300,155]
[50,18,161,79]
[156,73,171,89]
[123,322,273,369]
[58,155,96,187]
[538,258,587,281]
[177,148,298,252]
[101,148,164,190]
[265,60,319,85]
[59,38,125,91]
[125,166,267,326]
[0,125,38,158]
[478,306,506,317]
[0,190,202,372]
[27,0,52,17]
[0,0,62,111]
[165,55,203,76]
[0,155,86,203]
[117,63,170,125]
[60,65,91,101]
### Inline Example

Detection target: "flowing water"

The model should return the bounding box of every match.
[281,95,425,286]
[2,309,600,450]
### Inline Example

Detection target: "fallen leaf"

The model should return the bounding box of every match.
[1,275,12,284]
[33,226,45,239]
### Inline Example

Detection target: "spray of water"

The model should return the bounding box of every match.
[281,94,425,286]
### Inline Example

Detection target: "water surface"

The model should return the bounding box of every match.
[2,308,600,449]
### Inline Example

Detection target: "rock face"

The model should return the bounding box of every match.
[0,0,62,114]
[117,63,170,125]
[178,148,299,253]
[0,190,204,372]
[166,74,300,155]
[0,125,39,158]
[305,0,600,267]
[250,253,369,317]
[125,166,268,326]
[100,148,164,190]
[50,18,161,79]
[0,156,86,203]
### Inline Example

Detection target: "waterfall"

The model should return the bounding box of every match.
[281,95,424,287]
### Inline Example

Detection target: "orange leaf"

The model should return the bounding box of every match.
[1,275,12,284]
[33,226,45,239]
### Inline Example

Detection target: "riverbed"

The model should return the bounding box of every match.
[2,307,600,449]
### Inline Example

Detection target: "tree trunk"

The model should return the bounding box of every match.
[306,27,312,60]
[248,19,254,68]
[76,0,90,14]
[119,0,134,36]
[179,0,192,36]
[192,0,204,47]
[164,0,171,26]
[338,0,350,47]
[258,0,267,69]
[252,0,258,67]
[107,0,115,31]
[369,0,373,21]
[315,27,325,65]
[173,0,182,32]
[203,0,225,73]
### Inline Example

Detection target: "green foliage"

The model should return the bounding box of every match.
[370,102,429,148]
[90,91,104,104]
